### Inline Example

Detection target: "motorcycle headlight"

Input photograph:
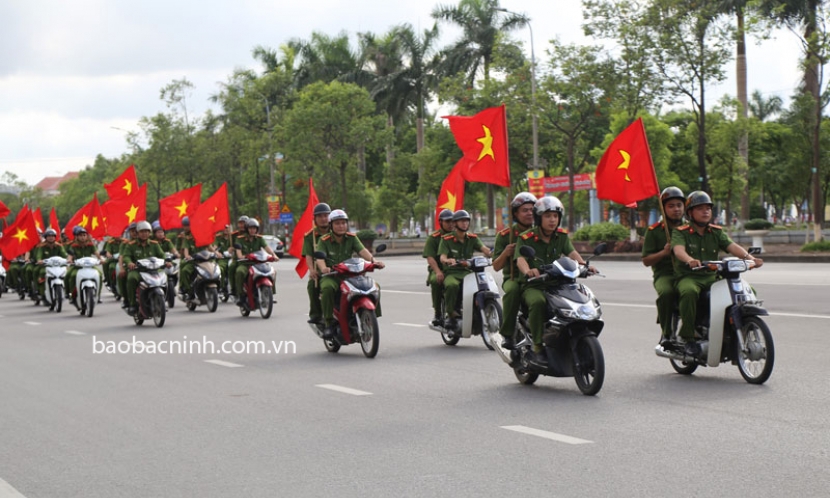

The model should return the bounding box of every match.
[559,301,600,320]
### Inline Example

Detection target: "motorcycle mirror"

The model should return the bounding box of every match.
[748,246,762,255]
[313,251,327,260]
[374,244,387,254]
[519,246,536,258]
[233,243,242,250]
[593,242,608,255]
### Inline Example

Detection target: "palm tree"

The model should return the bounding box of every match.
[288,31,361,90]
[748,90,784,121]
[432,0,527,229]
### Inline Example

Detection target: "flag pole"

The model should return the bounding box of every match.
[501,103,516,280]
[638,118,670,243]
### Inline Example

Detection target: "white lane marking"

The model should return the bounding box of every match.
[383,290,429,295]
[0,477,28,497]
[501,425,593,445]
[604,302,830,319]
[204,359,244,368]
[602,302,653,309]
[394,323,427,328]
[315,384,372,396]
[767,312,830,319]
[23,322,40,326]
[65,330,87,336]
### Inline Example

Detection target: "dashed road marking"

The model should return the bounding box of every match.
[394,323,427,328]
[0,477,28,497]
[315,384,372,396]
[382,290,429,295]
[204,359,244,368]
[65,330,87,336]
[501,425,593,445]
[23,322,40,326]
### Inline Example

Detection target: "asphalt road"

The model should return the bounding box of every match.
[1,256,828,497]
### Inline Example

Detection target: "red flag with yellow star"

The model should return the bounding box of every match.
[191,183,229,247]
[158,184,201,230]
[444,105,510,187]
[104,165,138,200]
[289,178,319,278]
[595,117,659,205]
[0,208,39,263]
[102,183,147,237]
[0,199,10,219]
[32,207,45,234]
[49,207,60,235]
[435,161,467,227]
[64,193,107,241]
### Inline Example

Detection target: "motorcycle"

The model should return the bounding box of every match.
[237,248,277,319]
[218,250,232,302]
[125,257,168,328]
[310,245,386,358]
[0,255,6,298]
[106,252,121,301]
[654,250,774,384]
[37,256,68,312]
[428,256,502,350]
[165,252,179,309]
[72,256,102,317]
[181,250,221,312]
[493,243,608,396]
[12,257,28,300]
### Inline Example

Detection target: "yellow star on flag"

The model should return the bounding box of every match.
[92,217,100,230]
[616,150,632,182]
[175,200,189,217]
[122,179,133,196]
[80,214,89,228]
[439,191,458,211]
[35,221,42,231]
[125,205,139,223]
[12,227,29,244]
[208,207,218,223]
[476,125,495,162]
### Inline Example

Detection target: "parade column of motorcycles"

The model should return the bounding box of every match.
[0,191,774,393]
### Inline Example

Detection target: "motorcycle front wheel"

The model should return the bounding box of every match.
[480,298,503,351]
[206,287,219,312]
[152,293,166,328]
[670,357,698,375]
[514,366,539,385]
[85,287,95,317]
[258,287,273,319]
[357,309,380,358]
[166,279,176,309]
[324,338,341,353]
[737,316,774,384]
[53,285,63,313]
[573,335,605,396]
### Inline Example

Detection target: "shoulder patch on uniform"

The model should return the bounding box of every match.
[521,232,534,240]
[320,234,332,241]
[442,234,454,240]
[648,221,663,230]
[467,233,478,238]
[304,229,314,237]
[149,240,159,245]
[345,232,356,237]
[431,230,442,238]
[677,225,690,231]
[498,228,510,237]
[709,224,722,229]
[557,228,568,234]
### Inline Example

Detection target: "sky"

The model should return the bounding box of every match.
[0,0,805,187]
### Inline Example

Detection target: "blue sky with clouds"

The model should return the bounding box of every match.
[0,0,803,186]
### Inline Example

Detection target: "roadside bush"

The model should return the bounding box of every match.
[573,222,629,243]
[800,241,830,252]
[744,218,773,230]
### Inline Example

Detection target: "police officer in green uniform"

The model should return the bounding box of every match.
[302,203,332,324]
[123,221,166,315]
[234,218,277,306]
[437,209,491,331]
[65,226,104,303]
[101,235,123,292]
[642,187,685,347]
[34,228,67,301]
[212,227,232,295]
[423,208,455,326]
[515,196,593,368]
[25,232,44,298]
[493,192,537,349]
[316,209,384,339]
[152,221,179,256]
[228,215,249,298]
[117,223,138,308]
[177,217,198,299]
[671,191,762,354]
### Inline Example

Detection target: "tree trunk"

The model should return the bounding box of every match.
[387,115,398,235]
[340,162,348,213]
[736,8,750,222]
[804,16,824,240]
[697,34,709,194]
[567,137,576,233]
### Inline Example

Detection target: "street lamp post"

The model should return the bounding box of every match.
[497,8,538,171]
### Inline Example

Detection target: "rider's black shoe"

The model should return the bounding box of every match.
[307,316,322,325]
[430,315,443,327]
[678,336,701,357]
[322,323,335,340]
[127,306,138,316]
[446,316,458,331]
[121,301,129,309]
[501,335,515,350]
[526,349,548,369]
[235,296,244,306]
[659,336,672,349]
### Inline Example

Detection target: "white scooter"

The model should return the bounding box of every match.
[73,256,102,317]
[39,256,68,312]
[654,249,774,384]
[428,256,503,350]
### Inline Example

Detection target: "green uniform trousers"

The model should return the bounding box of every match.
[442,270,468,317]
[522,286,552,349]
[8,263,24,290]
[179,261,195,293]
[653,275,678,338]
[217,259,229,291]
[234,263,252,299]
[427,272,443,316]
[500,279,521,339]
[117,269,127,299]
[320,275,381,325]
[229,260,239,295]
[25,264,36,294]
[676,273,717,340]
[126,271,141,306]
[103,260,116,288]
[307,277,322,321]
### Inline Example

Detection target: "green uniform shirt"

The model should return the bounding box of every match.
[493,223,529,281]
[236,234,267,256]
[67,241,99,259]
[118,239,133,257]
[213,233,230,253]
[422,229,450,272]
[671,223,733,277]
[122,239,165,266]
[317,232,366,267]
[642,221,675,280]
[514,227,574,282]
[155,237,176,254]
[437,232,484,271]
[103,237,123,256]
[302,227,329,258]
[177,233,195,253]
[35,242,67,261]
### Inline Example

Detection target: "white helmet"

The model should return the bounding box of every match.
[328,209,348,223]
[533,196,564,228]
[136,221,152,232]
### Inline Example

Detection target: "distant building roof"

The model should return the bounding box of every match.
[34,171,79,195]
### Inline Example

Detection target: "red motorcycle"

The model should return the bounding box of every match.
[310,246,385,358]
[237,249,277,318]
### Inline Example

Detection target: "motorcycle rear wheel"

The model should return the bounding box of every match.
[152,293,166,328]
[206,287,219,312]
[53,285,63,313]
[670,357,698,375]
[737,316,774,384]
[258,287,273,319]
[480,298,502,351]
[357,309,380,358]
[573,336,605,396]
[514,366,539,385]
[167,280,176,309]
[323,338,341,353]
[85,287,95,317]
